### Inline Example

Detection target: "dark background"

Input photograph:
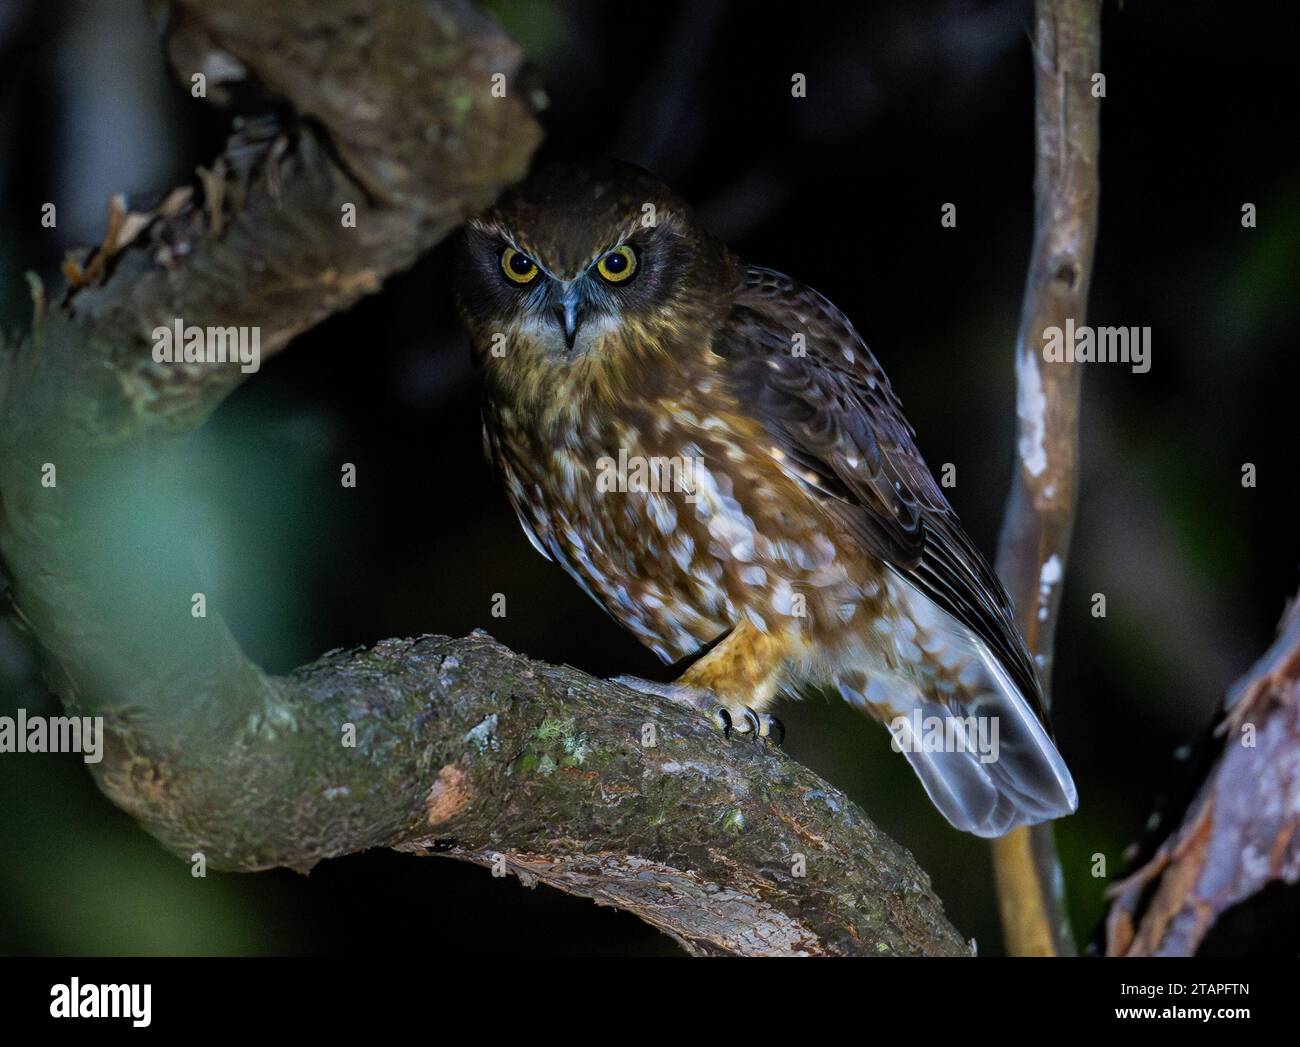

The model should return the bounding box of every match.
[0,0,1296,955]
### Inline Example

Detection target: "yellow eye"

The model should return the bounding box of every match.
[500,247,539,285]
[596,245,637,284]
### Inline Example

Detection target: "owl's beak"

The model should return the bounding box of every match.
[553,288,584,350]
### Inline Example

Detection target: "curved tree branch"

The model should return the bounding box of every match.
[99,630,968,957]
[0,0,966,956]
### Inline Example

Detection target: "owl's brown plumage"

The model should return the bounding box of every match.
[454,159,1076,837]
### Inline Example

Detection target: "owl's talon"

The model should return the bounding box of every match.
[734,706,762,737]
[758,713,785,746]
[611,675,775,745]
[612,676,735,738]
[731,706,781,742]
[612,675,712,709]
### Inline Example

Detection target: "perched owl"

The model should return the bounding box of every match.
[454,159,1076,837]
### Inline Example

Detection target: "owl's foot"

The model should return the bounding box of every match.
[726,705,785,744]
[611,676,784,745]
[755,712,785,746]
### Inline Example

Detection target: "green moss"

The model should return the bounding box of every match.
[536,717,571,740]
[536,716,590,765]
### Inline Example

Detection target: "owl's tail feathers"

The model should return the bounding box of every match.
[835,630,1077,839]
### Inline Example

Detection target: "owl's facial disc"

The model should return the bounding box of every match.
[493,241,643,357]
[455,159,740,374]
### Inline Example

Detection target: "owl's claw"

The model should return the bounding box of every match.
[730,707,784,746]
[758,713,785,746]
[611,675,781,745]
[611,674,712,707]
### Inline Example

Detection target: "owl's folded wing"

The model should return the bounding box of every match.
[711,265,1048,726]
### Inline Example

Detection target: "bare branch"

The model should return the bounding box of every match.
[991,0,1102,956]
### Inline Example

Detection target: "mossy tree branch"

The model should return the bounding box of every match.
[0,0,966,957]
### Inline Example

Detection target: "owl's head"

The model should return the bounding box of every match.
[455,159,737,386]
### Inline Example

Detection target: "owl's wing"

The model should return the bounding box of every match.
[712,266,1047,724]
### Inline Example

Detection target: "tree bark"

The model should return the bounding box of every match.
[990,0,1102,957]
[1105,593,1300,956]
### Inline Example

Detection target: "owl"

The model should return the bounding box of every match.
[454,159,1076,837]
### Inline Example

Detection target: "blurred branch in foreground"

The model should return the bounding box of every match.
[991,0,1102,957]
[0,0,965,956]
[1105,592,1300,956]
